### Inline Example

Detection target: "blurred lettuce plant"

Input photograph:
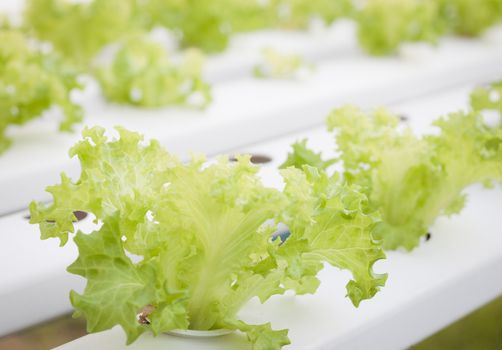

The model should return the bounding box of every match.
[144,0,234,53]
[439,0,502,36]
[356,0,444,55]
[96,37,211,108]
[24,0,143,67]
[0,29,83,154]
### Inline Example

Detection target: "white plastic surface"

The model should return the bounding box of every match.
[0,211,89,336]
[1,13,502,214]
[1,3,502,345]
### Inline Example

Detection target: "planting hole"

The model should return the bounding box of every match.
[399,114,409,122]
[24,210,88,223]
[230,154,272,164]
[425,232,432,241]
[73,211,88,221]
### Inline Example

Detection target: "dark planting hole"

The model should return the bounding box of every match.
[425,232,432,241]
[24,210,88,223]
[73,211,88,221]
[399,114,409,122]
[229,154,272,164]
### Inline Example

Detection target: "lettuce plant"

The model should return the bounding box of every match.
[30,126,386,348]
[0,29,83,154]
[96,37,211,108]
[282,106,502,250]
[356,0,444,55]
[281,139,336,170]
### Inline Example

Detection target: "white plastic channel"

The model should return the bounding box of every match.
[3,84,501,343]
[1,20,502,215]
[55,85,502,349]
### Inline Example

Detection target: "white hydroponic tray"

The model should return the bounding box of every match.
[2,85,501,344]
[1,3,502,214]
[57,86,502,349]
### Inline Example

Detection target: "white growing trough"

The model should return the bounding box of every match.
[1,2,502,348]
[1,84,501,349]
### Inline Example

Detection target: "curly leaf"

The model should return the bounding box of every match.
[68,220,162,344]
[225,320,290,350]
[280,139,335,170]
[281,167,386,305]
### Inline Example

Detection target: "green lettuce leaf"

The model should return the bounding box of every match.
[0,29,83,154]
[31,126,385,348]
[279,138,335,170]
[224,320,290,350]
[280,167,386,305]
[68,218,190,343]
